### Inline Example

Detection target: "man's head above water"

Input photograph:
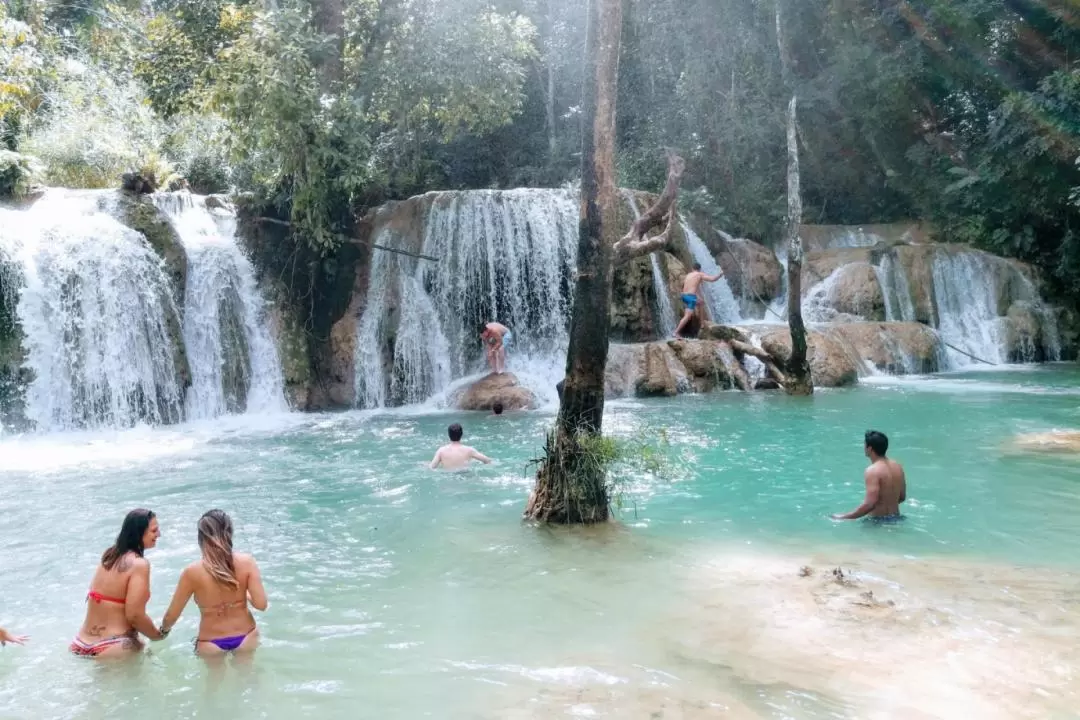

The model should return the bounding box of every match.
[448,423,464,442]
[864,430,888,459]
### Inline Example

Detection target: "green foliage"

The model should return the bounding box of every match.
[0,149,42,196]
[22,59,167,188]
[0,8,50,149]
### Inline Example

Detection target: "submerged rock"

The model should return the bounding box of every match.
[454,372,537,411]
[1009,431,1080,454]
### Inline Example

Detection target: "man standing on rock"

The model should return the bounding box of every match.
[430,423,493,470]
[481,321,512,374]
[832,430,907,522]
[673,263,724,338]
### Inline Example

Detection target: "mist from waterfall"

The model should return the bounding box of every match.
[152,193,286,418]
[354,189,578,408]
[0,190,184,430]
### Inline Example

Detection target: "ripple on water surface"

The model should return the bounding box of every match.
[2,367,1080,718]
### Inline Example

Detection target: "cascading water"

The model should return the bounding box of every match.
[355,189,577,408]
[930,249,1061,367]
[152,193,286,418]
[874,251,917,323]
[0,190,184,430]
[681,222,742,324]
[621,191,676,337]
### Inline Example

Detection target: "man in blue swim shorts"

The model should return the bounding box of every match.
[832,430,908,522]
[673,262,724,338]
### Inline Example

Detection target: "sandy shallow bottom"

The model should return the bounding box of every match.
[481,547,1080,719]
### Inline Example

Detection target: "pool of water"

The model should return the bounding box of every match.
[1,365,1079,719]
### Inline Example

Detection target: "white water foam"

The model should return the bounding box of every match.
[152,192,286,418]
[355,190,577,408]
[0,190,185,430]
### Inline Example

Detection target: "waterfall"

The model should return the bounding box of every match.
[681,222,742,324]
[621,191,676,337]
[932,251,1007,367]
[0,190,184,430]
[151,193,286,418]
[875,251,917,323]
[355,189,577,408]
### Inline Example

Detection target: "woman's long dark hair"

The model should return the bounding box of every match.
[101,508,155,570]
[198,509,238,589]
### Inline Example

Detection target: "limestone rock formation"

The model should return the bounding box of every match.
[804,262,885,322]
[454,372,537,411]
[826,322,942,374]
[716,237,783,312]
[758,327,860,387]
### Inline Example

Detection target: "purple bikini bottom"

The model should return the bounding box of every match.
[198,628,254,652]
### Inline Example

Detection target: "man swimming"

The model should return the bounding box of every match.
[673,263,723,338]
[430,423,493,470]
[832,430,907,521]
[481,322,512,374]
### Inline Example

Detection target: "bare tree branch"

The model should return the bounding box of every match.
[613,151,685,263]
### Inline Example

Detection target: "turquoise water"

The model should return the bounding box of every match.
[1,366,1079,718]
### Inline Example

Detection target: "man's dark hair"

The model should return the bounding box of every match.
[492,402,504,415]
[693,262,702,271]
[865,430,888,457]
[448,423,463,442]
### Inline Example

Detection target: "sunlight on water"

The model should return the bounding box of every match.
[2,366,1080,718]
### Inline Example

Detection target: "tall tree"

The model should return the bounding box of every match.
[525,0,683,524]
[776,0,812,395]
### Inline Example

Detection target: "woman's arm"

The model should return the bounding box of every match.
[160,567,194,634]
[125,559,164,640]
[245,556,268,611]
[0,627,27,646]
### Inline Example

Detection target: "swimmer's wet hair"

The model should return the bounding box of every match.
[448,423,463,441]
[865,430,888,456]
[493,402,504,415]
[693,262,702,270]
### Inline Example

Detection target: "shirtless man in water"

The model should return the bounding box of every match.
[430,423,493,470]
[832,430,907,521]
[673,263,723,338]
[481,322,512,374]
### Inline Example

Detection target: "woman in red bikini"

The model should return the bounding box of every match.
[71,508,166,658]
[160,509,267,659]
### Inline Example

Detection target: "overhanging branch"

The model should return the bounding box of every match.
[613,151,686,263]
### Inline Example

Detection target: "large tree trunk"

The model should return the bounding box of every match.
[784,96,813,395]
[775,0,812,395]
[525,0,622,524]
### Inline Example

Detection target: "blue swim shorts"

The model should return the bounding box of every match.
[681,293,698,310]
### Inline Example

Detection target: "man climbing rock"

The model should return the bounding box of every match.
[673,263,723,338]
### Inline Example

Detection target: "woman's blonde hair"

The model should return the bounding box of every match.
[198,509,238,589]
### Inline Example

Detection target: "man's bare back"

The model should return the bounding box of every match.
[833,430,906,521]
[865,458,906,517]
[682,270,712,296]
[430,442,491,470]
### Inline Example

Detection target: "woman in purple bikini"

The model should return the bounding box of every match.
[159,509,267,658]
